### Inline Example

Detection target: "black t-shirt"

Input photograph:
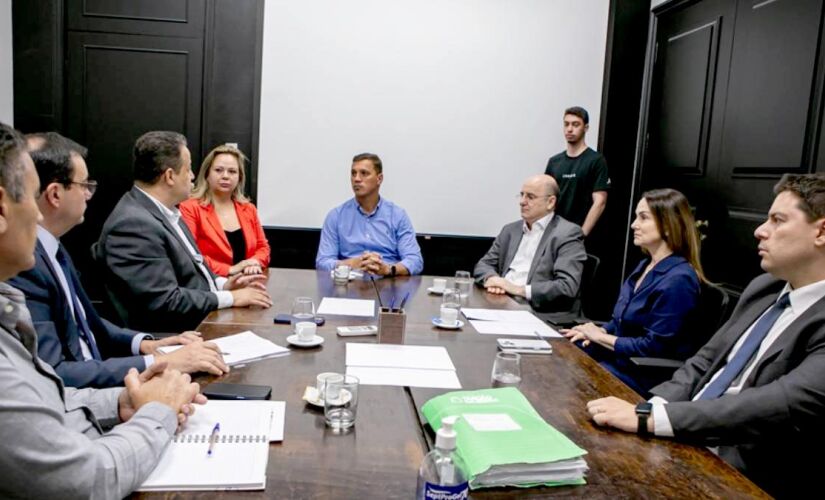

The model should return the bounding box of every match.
[225,229,247,265]
[544,147,610,226]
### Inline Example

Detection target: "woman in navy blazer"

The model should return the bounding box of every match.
[180,144,271,277]
[563,188,706,395]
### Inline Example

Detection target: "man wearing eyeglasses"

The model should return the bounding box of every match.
[473,174,586,317]
[9,132,229,388]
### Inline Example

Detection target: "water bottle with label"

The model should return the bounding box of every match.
[415,416,470,500]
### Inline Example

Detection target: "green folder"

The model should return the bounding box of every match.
[421,387,588,489]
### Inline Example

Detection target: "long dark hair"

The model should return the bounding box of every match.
[642,188,707,283]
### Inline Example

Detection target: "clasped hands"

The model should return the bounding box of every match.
[118,361,207,429]
[229,258,263,276]
[483,275,525,297]
[224,272,273,308]
[140,331,230,376]
[348,251,394,276]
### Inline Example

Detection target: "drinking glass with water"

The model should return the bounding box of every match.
[491,351,522,388]
[291,296,315,324]
[324,374,359,431]
[454,270,473,299]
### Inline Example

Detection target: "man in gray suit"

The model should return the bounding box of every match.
[95,131,272,333]
[587,173,825,498]
[474,174,586,316]
[0,122,204,498]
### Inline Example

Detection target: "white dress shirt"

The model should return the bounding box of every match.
[651,277,825,436]
[504,212,554,300]
[37,226,152,364]
[135,188,233,308]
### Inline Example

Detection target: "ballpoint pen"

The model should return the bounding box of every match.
[207,422,220,457]
[398,292,410,311]
[371,277,384,309]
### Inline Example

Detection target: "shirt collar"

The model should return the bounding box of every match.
[523,212,554,233]
[36,225,60,260]
[356,196,383,217]
[135,186,181,223]
[783,278,825,314]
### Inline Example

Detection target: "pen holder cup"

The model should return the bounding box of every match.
[378,307,406,344]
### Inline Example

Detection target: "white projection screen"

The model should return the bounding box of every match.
[258,0,609,237]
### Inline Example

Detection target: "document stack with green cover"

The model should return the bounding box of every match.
[420,387,588,489]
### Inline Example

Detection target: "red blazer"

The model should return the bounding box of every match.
[179,198,271,276]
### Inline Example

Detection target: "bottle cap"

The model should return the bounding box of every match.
[435,416,458,450]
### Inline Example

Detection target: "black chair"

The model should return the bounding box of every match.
[630,281,735,372]
[547,253,601,327]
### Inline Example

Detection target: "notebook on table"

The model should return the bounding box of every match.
[138,400,278,491]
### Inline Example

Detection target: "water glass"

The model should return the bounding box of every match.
[291,296,315,325]
[491,351,522,388]
[440,289,461,325]
[324,374,359,431]
[454,270,473,299]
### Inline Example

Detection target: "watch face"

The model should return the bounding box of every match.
[636,402,653,415]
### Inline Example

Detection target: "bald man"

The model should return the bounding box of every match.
[474,175,586,316]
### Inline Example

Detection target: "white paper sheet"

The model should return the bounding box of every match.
[461,308,540,323]
[317,298,376,317]
[264,401,286,442]
[159,331,290,366]
[346,343,456,370]
[469,320,561,338]
[346,366,462,389]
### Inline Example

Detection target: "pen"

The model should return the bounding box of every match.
[389,297,396,312]
[207,422,220,457]
[398,292,410,311]
[371,276,385,309]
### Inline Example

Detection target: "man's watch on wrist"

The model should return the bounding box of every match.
[390,264,397,277]
[636,402,653,436]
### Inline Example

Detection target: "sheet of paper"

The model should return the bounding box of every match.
[462,413,522,432]
[461,309,540,323]
[346,343,456,370]
[317,297,376,317]
[159,331,290,366]
[469,320,561,338]
[347,366,462,389]
[263,401,286,442]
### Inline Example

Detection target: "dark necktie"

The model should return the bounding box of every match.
[55,247,102,360]
[698,293,791,400]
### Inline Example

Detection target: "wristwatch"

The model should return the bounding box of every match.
[636,402,652,436]
[390,264,397,277]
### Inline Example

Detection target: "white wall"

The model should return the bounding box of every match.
[258,0,610,236]
[0,0,13,125]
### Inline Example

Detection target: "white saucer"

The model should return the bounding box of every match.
[287,334,325,347]
[302,386,353,407]
[427,287,447,295]
[432,317,464,330]
[329,270,364,281]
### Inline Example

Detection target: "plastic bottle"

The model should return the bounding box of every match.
[415,416,470,500]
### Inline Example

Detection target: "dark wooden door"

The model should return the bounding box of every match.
[638,0,825,289]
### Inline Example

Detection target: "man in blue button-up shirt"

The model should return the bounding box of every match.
[316,153,423,276]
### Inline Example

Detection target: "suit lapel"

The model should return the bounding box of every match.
[501,226,523,274]
[34,240,85,360]
[527,216,557,281]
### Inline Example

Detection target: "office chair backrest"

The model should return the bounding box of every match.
[573,253,601,318]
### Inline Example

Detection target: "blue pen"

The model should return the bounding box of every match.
[389,297,396,312]
[398,292,410,311]
[207,422,220,456]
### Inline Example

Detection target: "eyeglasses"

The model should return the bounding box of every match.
[69,180,98,196]
[517,192,551,202]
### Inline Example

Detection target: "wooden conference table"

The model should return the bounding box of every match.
[141,268,768,499]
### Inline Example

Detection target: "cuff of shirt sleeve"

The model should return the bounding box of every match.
[215,290,234,308]
[215,276,228,290]
[135,401,179,436]
[143,354,155,368]
[131,333,152,355]
[524,284,532,300]
[650,396,674,437]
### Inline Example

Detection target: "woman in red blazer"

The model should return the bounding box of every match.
[180,144,271,276]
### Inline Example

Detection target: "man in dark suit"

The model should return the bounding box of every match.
[473,174,586,316]
[586,173,825,498]
[95,131,272,333]
[10,133,229,388]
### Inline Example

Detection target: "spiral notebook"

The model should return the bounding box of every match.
[138,400,274,491]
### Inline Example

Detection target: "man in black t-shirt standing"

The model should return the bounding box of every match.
[544,106,610,237]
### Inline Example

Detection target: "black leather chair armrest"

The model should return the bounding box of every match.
[630,357,684,369]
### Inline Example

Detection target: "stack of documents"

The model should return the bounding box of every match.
[462,308,561,338]
[159,330,289,366]
[138,400,280,491]
[421,387,588,489]
[317,297,376,317]
[345,343,461,389]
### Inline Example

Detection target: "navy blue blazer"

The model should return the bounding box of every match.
[9,240,147,388]
[587,254,700,394]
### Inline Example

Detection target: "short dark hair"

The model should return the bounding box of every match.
[564,106,589,125]
[25,132,88,193]
[133,131,187,184]
[0,122,28,202]
[352,152,382,174]
[774,173,825,222]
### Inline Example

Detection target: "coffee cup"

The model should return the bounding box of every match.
[439,305,459,326]
[334,264,351,285]
[295,321,317,342]
[316,372,340,393]
[432,278,447,292]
